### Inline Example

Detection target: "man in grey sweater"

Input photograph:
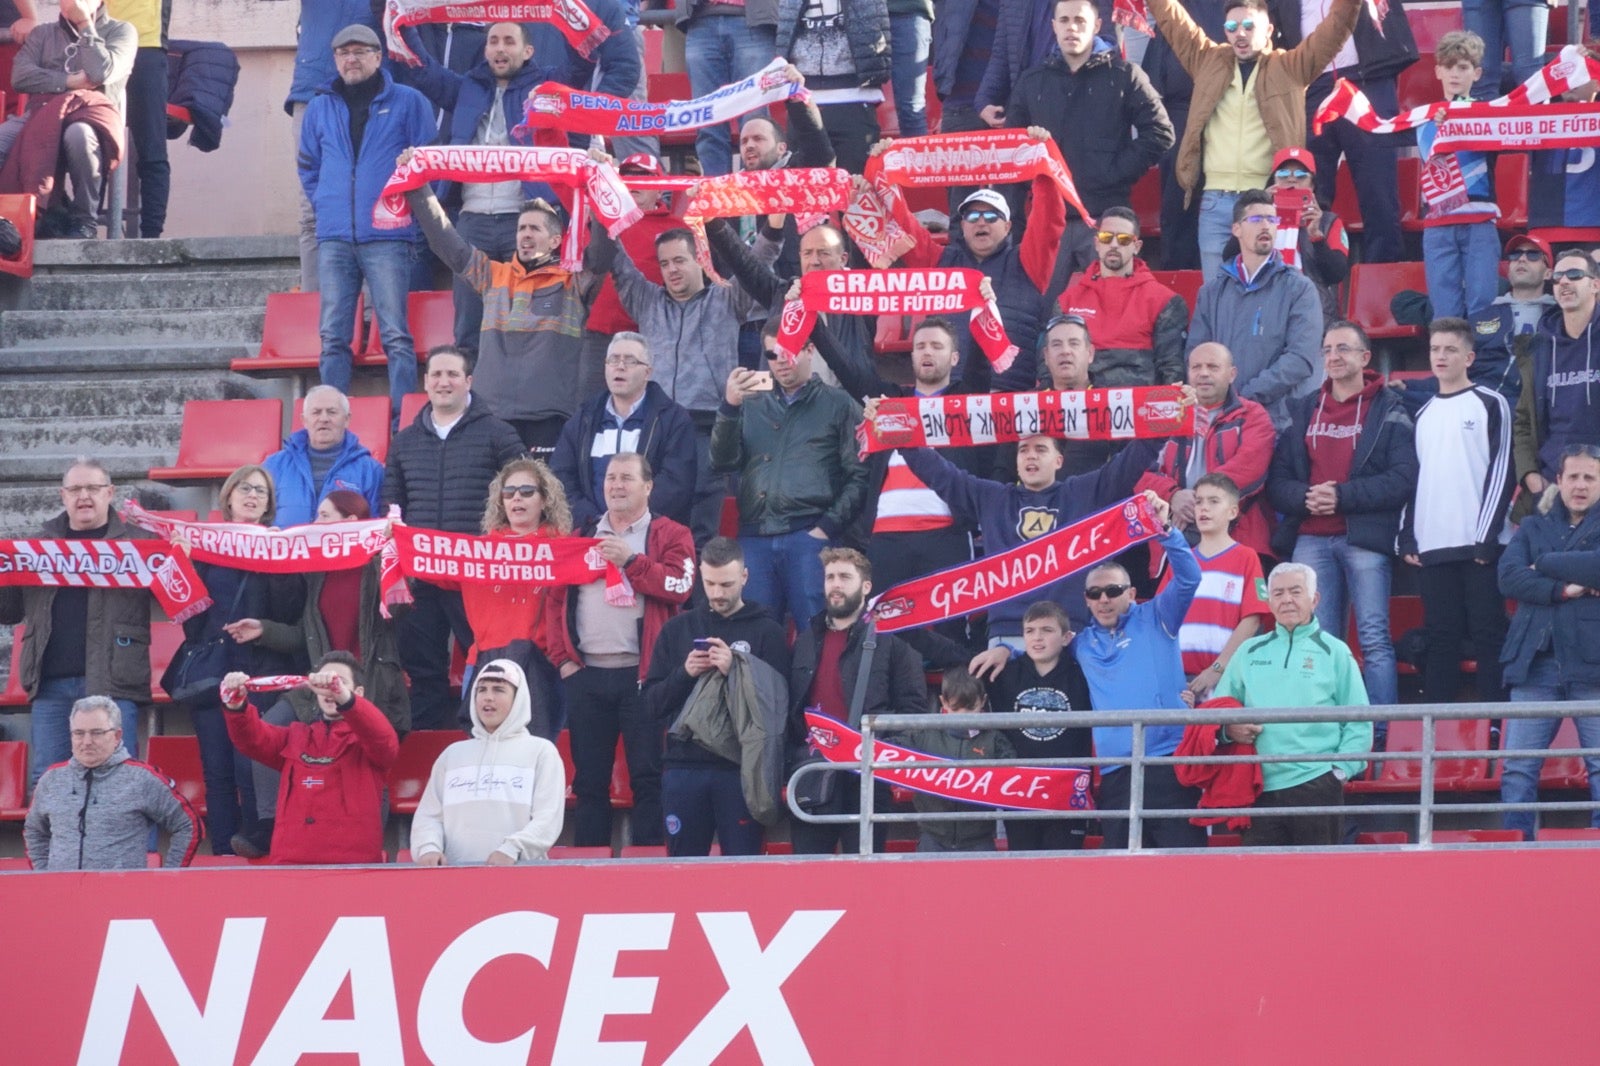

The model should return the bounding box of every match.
[24,696,198,870]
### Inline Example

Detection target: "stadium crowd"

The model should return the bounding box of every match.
[6,0,1600,866]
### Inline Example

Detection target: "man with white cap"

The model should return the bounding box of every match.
[410,659,567,865]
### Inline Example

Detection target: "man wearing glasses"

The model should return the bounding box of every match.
[24,697,198,870]
[1054,205,1188,388]
[1189,188,1324,431]
[1514,251,1600,514]
[1144,0,1360,279]
[0,459,154,786]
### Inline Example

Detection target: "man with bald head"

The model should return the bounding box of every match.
[262,385,385,526]
[1035,314,1119,477]
[1139,342,1277,560]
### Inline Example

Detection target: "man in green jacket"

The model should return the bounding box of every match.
[1212,561,1371,845]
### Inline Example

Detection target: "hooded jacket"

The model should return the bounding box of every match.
[166,40,239,152]
[0,512,154,703]
[974,0,1116,113]
[1498,491,1600,687]
[1006,49,1175,219]
[224,689,400,865]
[298,69,436,244]
[551,381,699,530]
[23,748,199,870]
[1188,252,1326,431]
[1267,370,1417,559]
[262,428,385,528]
[409,659,567,864]
[587,200,678,336]
[1057,260,1188,387]
[382,394,527,534]
[1514,302,1600,485]
[888,723,1014,848]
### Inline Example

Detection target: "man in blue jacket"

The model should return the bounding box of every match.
[262,386,385,527]
[299,25,434,421]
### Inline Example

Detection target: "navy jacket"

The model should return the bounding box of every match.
[166,40,239,152]
[1498,496,1600,686]
[550,381,698,530]
[382,395,526,534]
[263,429,386,528]
[528,0,641,101]
[284,0,381,113]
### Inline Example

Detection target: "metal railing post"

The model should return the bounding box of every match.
[1418,714,1436,846]
[858,717,876,856]
[1128,723,1146,852]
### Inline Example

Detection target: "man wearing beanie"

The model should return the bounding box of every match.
[410,659,567,865]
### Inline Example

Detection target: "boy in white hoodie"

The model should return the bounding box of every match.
[411,659,567,865]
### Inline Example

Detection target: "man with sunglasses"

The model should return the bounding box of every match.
[1514,251,1600,514]
[1055,206,1188,387]
[1145,0,1360,279]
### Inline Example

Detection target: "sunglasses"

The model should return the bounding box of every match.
[962,208,1005,223]
[501,485,542,499]
[1504,249,1546,262]
[1085,584,1131,600]
[1274,167,1312,180]
[1553,268,1595,281]
[1095,231,1137,246]
[1242,213,1281,225]
[1044,312,1088,332]
[1223,18,1257,33]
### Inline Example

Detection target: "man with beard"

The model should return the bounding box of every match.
[788,548,929,855]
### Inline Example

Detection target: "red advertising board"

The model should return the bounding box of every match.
[4,849,1597,1063]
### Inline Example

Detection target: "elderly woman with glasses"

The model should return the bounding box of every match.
[164,464,306,855]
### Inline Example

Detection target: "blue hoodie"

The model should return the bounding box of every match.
[263,429,386,527]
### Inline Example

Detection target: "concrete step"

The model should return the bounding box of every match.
[32,235,300,273]
[0,482,190,540]
[0,448,174,484]
[26,268,299,312]
[1,307,265,348]
[0,343,250,374]
[0,414,184,454]
[0,371,266,419]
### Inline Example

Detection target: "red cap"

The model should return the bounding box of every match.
[1270,146,1316,176]
[618,153,663,176]
[1504,233,1553,263]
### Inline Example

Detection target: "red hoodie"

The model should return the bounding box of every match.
[1301,369,1386,537]
[1057,259,1182,352]
[586,201,678,335]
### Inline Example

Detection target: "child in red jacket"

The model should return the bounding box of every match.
[221,651,399,864]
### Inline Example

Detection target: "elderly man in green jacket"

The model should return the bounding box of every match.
[1212,561,1371,846]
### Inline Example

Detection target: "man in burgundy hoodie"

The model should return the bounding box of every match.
[1266,320,1416,709]
[1054,205,1188,387]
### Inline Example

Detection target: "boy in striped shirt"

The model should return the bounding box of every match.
[1165,473,1273,702]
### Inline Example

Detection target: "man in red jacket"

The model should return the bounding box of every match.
[221,651,399,865]
[1055,205,1188,388]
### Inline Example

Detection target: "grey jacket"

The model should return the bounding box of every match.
[13,10,137,115]
[0,512,156,704]
[670,650,791,826]
[24,748,198,870]
[1187,254,1325,431]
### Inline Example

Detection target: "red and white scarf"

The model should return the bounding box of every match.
[680,167,852,281]
[840,179,915,269]
[774,268,1018,372]
[864,130,1096,227]
[383,0,611,66]
[858,385,1192,458]
[1314,45,1600,153]
[372,146,639,268]
[869,495,1165,632]
[389,525,635,606]
[0,537,212,622]
[802,712,1095,812]
[520,58,803,138]
[121,503,390,574]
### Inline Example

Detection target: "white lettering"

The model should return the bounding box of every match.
[416,912,557,1065]
[550,913,674,1066]
[251,917,403,1064]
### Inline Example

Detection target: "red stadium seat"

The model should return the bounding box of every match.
[0,193,36,278]
[874,315,914,354]
[1535,828,1600,841]
[290,394,392,464]
[1332,162,1362,231]
[1355,831,1410,845]
[1536,718,1590,790]
[1347,261,1427,339]
[147,510,198,523]
[1528,226,1600,249]
[1431,829,1523,844]
[1346,719,1494,794]
[387,730,462,815]
[1149,269,1204,314]
[189,854,250,866]
[718,496,739,538]
[611,737,633,808]
[1497,154,1529,230]
[620,845,668,858]
[646,71,697,148]
[550,845,612,859]
[1,624,27,706]
[1396,156,1422,231]
[146,734,207,818]
[0,740,27,820]
[235,292,358,373]
[762,840,794,856]
[1396,53,1441,112]
[148,621,183,703]
[1406,6,1461,52]
[405,290,456,358]
[1207,833,1243,847]
[398,391,428,429]
[148,399,284,481]
[1130,169,1161,238]
[0,856,29,870]
[884,838,917,853]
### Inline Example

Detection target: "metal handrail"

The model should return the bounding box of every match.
[784,700,1600,853]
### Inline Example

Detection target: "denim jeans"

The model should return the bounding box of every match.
[663,765,764,856]
[740,527,830,631]
[1197,189,1241,282]
[1464,0,1549,100]
[889,12,932,138]
[1501,657,1600,838]
[29,676,140,787]
[1293,534,1398,706]
[684,14,777,177]
[1422,220,1501,319]
[316,239,419,416]
[190,698,261,855]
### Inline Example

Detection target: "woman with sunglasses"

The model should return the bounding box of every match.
[163,464,306,856]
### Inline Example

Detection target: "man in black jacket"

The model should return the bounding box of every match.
[550,332,699,530]
[790,547,931,855]
[645,537,791,857]
[383,346,525,729]
[1266,321,1416,710]
[1007,0,1175,299]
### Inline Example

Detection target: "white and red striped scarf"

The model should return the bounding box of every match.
[864,130,1096,227]
[121,503,390,574]
[0,538,211,622]
[389,525,636,606]
[679,167,853,281]
[520,58,804,138]
[384,0,610,66]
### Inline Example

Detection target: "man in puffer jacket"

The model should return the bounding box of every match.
[774,0,890,172]
[410,659,566,865]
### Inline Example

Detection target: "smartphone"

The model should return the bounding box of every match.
[746,371,775,391]
[1273,188,1312,222]
[693,638,713,652]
